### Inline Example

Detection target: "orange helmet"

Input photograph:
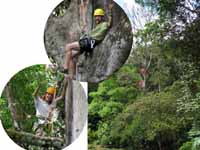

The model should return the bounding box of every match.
[46,87,56,95]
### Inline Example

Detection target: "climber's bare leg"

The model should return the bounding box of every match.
[65,51,80,80]
[64,42,80,70]
[64,42,80,79]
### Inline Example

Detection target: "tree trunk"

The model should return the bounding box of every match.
[5,82,20,130]
[6,129,64,149]
[64,79,73,145]
[44,0,133,83]
[64,80,87,146]
[71,81,87,141]
[157,134,163,150]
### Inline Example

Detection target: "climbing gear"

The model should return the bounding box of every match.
[94,8,105,16]
[46,87,56,95]
[79,35,98,58]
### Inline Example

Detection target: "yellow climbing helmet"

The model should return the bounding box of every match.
[46,87,56,95]
[94,8,105,16]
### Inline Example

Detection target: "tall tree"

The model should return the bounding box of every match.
[44,0,133,83]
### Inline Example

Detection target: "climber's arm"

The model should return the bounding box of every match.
[33,85,40,99]
[33,81,47,99]
[80,0,89,33]
[107,3,114,27]
[54,77,68,102]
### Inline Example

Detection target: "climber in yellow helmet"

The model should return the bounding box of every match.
[33,79,67,136]
[62,3,114,79]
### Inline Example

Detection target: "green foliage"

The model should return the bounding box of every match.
[177,19,200,62]
[179,141,193,150]
[129,19,181,92]
[192,138,200,150]
[180,137,200,150]
[88,144,125,150]
[89,65,140,103]
[0,98,13,129]
[89,65,140,144]
[88,1,200,149]
[109,83,184,149]
[136,0,200,20]
[52,0,70,17]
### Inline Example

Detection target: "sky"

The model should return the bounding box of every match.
[115,0,152,30]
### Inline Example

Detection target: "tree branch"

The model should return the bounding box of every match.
[64,79,73,145]
[7,129,64,149]
[179,3,200,15]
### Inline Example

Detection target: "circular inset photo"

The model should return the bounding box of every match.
[44,0,133,83]
[0,64,87,150]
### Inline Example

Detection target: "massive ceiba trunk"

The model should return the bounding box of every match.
[44,0,133,83]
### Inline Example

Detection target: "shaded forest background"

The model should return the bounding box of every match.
[88,0,200,150]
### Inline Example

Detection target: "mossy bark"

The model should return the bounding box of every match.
[7,129,64,149]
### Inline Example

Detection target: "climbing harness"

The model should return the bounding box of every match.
[90,39,95,49]
[79,35,98,58]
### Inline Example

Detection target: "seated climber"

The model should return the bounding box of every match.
[33,79,67,136]
[62,4,114,79]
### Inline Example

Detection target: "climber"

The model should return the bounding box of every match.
[33,79,67,136]
[62,3,114,79]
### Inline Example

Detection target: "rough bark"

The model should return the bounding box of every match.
[64,79,73,145]
[71,80,87,141]
[7,129,64,149]
[44,0,133,83]
[64,80,87,146]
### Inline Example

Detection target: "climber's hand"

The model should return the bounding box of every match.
[108,3,114,10]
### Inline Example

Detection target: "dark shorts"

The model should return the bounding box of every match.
[79,36,99,54]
